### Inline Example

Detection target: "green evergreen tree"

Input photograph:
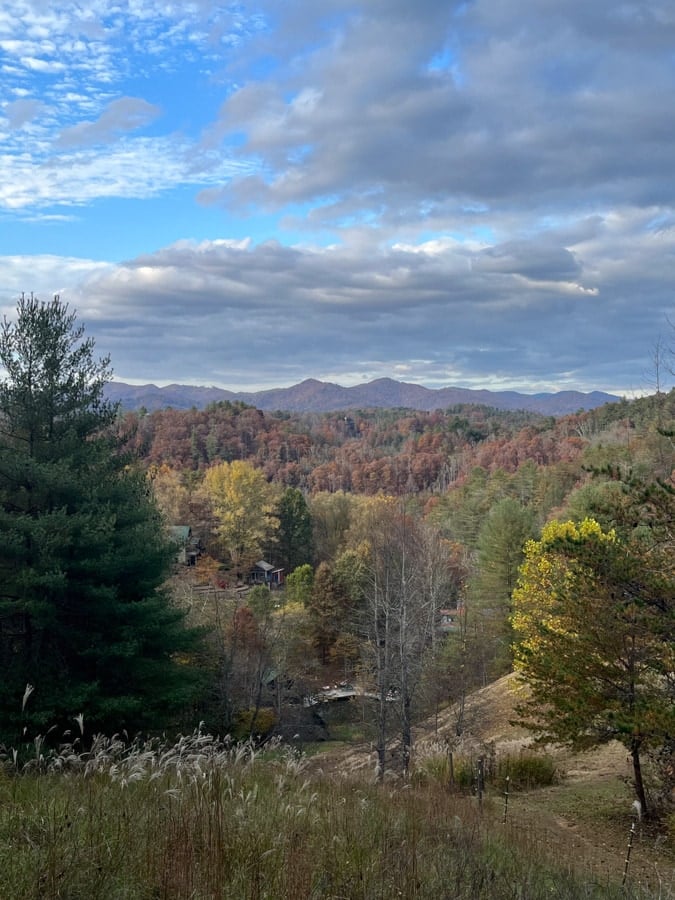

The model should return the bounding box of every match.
[276,487,313,572]
[0,295,202,744]
[468,497,535,678]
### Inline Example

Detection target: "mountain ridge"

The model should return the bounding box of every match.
[104,377,620,416]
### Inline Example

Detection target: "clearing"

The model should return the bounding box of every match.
[305,673,674,893]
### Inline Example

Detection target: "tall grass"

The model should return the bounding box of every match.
[413,742,558,791]
[0,731,669,899]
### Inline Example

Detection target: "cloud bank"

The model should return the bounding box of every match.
[0,1,673,395]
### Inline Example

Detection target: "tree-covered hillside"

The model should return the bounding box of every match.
[145,382,673,811]
[1,296,671,826]
[124,390,674,510]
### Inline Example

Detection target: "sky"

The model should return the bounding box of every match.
[1,0,674,396]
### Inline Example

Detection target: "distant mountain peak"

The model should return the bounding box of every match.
[105,377,620,416]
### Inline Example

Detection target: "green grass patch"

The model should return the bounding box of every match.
[326,721,374,743]
[526,776,634,828]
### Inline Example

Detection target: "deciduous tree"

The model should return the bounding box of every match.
[360,500,445,778]
[202,460,279,574]
[306,561,350,665]
[309,491,355,564]
[284,563,314,607]
[512,517,674,816]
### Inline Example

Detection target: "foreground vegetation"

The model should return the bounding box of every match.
[1,731,670,900]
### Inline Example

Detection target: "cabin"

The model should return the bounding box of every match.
[248,560,285,588]
[169,525,200,566]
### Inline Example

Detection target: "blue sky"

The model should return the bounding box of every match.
[1,0,674,395]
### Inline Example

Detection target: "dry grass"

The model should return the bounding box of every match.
[1,672,672,899]
[305,673,674,892]
[1,726,669,899]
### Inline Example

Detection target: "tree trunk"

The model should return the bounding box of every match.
[376,696,387,783]
[401,693,412,777]
[630,737,649,819]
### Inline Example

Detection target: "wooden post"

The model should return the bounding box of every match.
[477,756,484,812]
[502,775,510,825]
[622,821,636,887]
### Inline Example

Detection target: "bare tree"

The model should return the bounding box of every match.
[362,505,447,778]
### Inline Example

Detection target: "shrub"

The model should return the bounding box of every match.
[413,744,479,791]
[414,745,557,792]
[496,751,558,790]
[232,706,278,741]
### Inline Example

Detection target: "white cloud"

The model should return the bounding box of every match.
[20,56,66,74]
[5,222,662,395]
[0,0,261,209]
[56,97,162,148]
[0,137,253,210]
[1,1,674,398]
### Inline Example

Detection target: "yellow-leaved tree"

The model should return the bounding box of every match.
[202,460,280,575]
[512,517,674,818]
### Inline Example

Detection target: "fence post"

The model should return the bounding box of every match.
[477,756,484,812]
[502,775,510,825]
[622,820,636,887]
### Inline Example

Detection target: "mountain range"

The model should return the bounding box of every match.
[105,378,621,416]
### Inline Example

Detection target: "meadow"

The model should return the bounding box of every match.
[1,729,671,900]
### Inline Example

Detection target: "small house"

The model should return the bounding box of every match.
[248,560,285,588]
[169,525,200,566]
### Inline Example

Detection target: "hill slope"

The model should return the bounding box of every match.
[308,674,673,887]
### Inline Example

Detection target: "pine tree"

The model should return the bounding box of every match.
[0,295,202,743]
[276,487,313,572]
[469,498,535,678]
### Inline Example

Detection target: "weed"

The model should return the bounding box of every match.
[497,750,558,789]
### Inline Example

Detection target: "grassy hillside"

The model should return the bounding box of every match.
[2,677,672,899]
[306,673,674,894]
